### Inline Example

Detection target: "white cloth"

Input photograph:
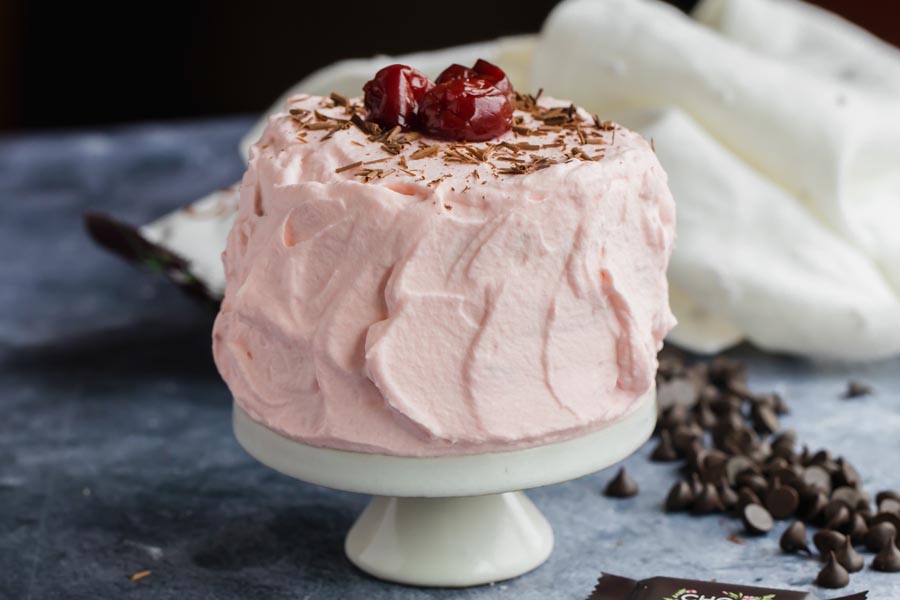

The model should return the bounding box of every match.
[149,0,900,360]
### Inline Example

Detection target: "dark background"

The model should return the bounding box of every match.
[1,0,897,132]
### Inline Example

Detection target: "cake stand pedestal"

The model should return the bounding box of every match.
[233,388,656,587]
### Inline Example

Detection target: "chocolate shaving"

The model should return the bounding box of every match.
[335,161,362,173]
[409,146,439,160]
[329,91,349,107]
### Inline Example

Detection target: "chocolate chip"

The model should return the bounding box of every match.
[871,512,900,535]
[878,497,900,514]
[725,456,757,487]
[750,403,779,435]
[772,392,790,415]
[824,501,851,531]
[848,512,869,546]
[671,424,704,454]
[831,487,865,511]
[717,478,739,512]
[650,429,678,462]
[834,537,864,573]
[664,480,694,512]
[842,380,872,399]
[876,490,900,505]
[816,551,850,589]
[766,480,800,520]
[693,398,718,430]
[692,482,723,515]
[657,379,699,411]
[604,467,638,498]
[813,530,846,557]
[742,503,774,535]
[738,487,763,510]
[865,521,898,552]
[780,520,811,554]
[834,458,861,489]
[800,491,829,524]
[873,534,900,572]
[660,405,690,430]
[736,472,769,498]
[701,450,728,483]
[802,465,832,495]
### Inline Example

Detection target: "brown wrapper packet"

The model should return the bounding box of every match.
[587,573,867,600]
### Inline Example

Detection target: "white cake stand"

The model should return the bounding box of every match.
[233,388,656,588]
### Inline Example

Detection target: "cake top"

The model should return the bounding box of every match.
[253,92,645,196]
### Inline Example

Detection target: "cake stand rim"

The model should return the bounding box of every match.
[232,386,656,498]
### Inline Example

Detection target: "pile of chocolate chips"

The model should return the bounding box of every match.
[640,348,898,588]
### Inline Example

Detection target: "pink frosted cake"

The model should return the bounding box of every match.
[213,62,676,457]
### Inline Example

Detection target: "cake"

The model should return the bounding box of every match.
[213,61,676,457]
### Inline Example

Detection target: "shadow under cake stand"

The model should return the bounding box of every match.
[233,388,656,588]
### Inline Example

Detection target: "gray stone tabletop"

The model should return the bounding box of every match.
[1,120,898,599]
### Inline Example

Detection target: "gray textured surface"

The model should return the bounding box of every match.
[1,120,898,600]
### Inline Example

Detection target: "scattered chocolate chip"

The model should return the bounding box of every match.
[725,456,757,487]
[813,530,846,557]
[656,379,698,411]
[831,487,864,512]
[664,480,694,512]
[802,465,832,495]
[738,487,763,510]
[824,501,852,531]
[871,512,900,535]
[865,521,898,552]
[842,380,873,399]
[834,537,864,573]
[694,398,718,429]
[800,491,829,523]
[604,467,638,498]
[736,472,769,498]
[750,403,779,435]
[742,503,774,536]
[878,497,900,514]
[717,479,739,512]
[816,551,850,589]
[873,534,900,572]
[650,429,679,462]
[692,482,723,515]
[766,481,800,520]
[848,512,869,546]
[772,393,790,415]
[876,490,900,505]
[671,424,704,454]
[780,521,811,554]
[834,458,861,489]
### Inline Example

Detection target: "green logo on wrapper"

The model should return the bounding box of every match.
[662,589,777,600]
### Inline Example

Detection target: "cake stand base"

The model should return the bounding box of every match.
[233,387,655,587]
[346,492,552,587]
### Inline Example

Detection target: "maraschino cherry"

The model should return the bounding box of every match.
[419,78,513,141]
[435,59,514,100]
[361,59,514,141]
[362,64,433,129]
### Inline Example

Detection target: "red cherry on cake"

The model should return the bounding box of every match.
[435,59,514,100]
[363,64,434,129]
[435,63,479,84]
[419,78,513,141]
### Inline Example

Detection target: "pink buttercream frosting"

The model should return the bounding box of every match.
[213,94,676,456]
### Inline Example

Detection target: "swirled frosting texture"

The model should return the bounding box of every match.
[213,94,676,456]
